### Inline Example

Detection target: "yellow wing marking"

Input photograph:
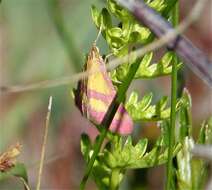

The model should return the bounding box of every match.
[87,60,111,95]
[89,98,123,120]
[89,98,107,112]
[86,45,112,95]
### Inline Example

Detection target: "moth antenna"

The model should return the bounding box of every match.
[94,24,103,45]
[104,53,113,63]
[104,45,125,62]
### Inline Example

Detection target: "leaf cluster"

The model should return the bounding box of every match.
[81,132,181,189]
[92,0,167,56]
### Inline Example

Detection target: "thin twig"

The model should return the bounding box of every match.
[36,96,53,190]
[20,177,31,190]
[117,0,212,86]
[0,0,209,94]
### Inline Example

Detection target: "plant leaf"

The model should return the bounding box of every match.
[0,163,29,189]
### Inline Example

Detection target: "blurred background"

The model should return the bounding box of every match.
[0,0,211,189]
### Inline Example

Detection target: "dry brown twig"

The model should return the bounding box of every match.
[36,96,53,190]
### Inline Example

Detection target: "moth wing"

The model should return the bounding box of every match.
[86,47,115,96]
[79,45,133,135]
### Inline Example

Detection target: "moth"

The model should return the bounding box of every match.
[74,44,133,135]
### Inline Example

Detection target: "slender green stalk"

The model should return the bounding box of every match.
[48,0,82,71]
[162,0,178,18]
[110,168,120,190]
[80,58,142,190]
[177,69,185,97]
[166,2,179,190]
[80,126,107,190]
[168,0,184,98]
[20,177,31,190]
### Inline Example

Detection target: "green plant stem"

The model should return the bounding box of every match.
[110,168,120,190]
[80,58,142,190]
[48,0,82,71]
[166,2,179,190]
[177,69,185,97]
[80,126,107,190]
[162,0,178,18]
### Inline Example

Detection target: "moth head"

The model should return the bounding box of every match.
[89,44,101,60]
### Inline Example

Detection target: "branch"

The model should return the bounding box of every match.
[117,0,212,86]
[36,96,53,190]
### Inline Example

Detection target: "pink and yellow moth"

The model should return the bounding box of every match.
[74,44,133,135]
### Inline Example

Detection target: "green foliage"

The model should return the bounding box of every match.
[91,0,182,129]
[198,117,212,144]
[134,52,182,79]
[147,0,167,11]
[80,82,212,190]
[91,0,170,57]
[125,92,170,121]
[110,52,182,83]
[90,0,179,87]
[178,89,192,141]
[125,89,189,122]
[81,133,181,189]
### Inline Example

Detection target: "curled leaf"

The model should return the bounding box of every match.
[126,91,170,121]
[0,143,22,172]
